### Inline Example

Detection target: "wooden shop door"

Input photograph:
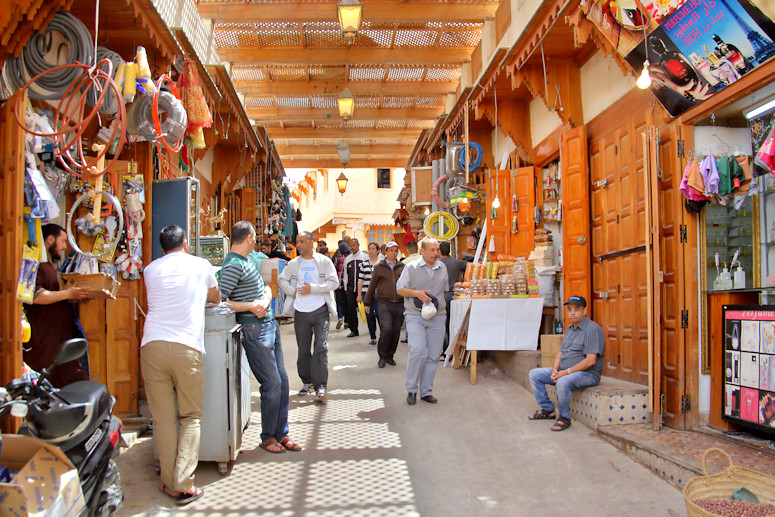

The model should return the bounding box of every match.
[589,115,650,384]
[81,281,140,418]
[510,167,537,257]
[486,169,513,255]
[561,126,592,308]
[654,123,694,430]
[0,91,25,431]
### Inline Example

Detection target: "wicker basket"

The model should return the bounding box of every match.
[683,447,775,517]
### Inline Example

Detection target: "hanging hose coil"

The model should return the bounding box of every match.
[85,47,124,115]
[432,175,450,209]
[134,90,187,146]
[3,11,94,100]
[458,142,483,172]
[13,60,127,178]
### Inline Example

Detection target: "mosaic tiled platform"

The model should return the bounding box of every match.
[600,423,775,489]
[493,351,651,430]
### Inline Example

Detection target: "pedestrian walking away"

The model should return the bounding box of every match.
[528,295,605,432]
[364,241,405,369]
[439,241,467,357]
[333,240,350,329]
[343,238,368,338]
[357,242,382,346]
[220,221,301,453]
[142,225,220,504]
[396,238,448,405]
[279,231,339,404]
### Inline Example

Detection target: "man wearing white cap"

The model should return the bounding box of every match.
[364,241,405,369]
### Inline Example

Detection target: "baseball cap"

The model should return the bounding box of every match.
[563,295,587,308]
[386,241,399,249]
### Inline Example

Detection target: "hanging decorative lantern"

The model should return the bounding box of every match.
[337,87,355,121]
[337,140,351,167]
[336,172,349,195]
[337,0,363,41]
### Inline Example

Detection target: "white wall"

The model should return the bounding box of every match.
[492,125,516,167]
[530,97,562,148]
[580,52,634,124]
[196,148,214,184]
[296,168,405,236]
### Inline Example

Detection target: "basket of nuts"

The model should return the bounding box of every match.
[683,448,775,517]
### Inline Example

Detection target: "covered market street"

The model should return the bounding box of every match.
[115,322,684,516]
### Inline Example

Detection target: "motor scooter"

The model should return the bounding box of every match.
[0,338,124,516]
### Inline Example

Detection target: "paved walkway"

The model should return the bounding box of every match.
[116,320,685,516]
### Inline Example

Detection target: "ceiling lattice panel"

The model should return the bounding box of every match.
[199,0,498,166]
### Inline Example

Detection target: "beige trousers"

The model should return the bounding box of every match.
[141,340,204,492]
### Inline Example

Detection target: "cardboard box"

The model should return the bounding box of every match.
[60,273,119,300]
[540,334,564,367]
[0,435,85,516]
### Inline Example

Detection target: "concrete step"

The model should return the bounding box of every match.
[598,424,703,489]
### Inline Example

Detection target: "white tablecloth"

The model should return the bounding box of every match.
[449,298,544,351]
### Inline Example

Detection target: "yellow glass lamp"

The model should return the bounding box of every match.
[337,0,363,41]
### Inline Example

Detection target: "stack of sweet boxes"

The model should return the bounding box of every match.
[528,229,554,297]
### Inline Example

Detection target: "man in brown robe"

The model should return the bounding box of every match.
[24,224,90,387]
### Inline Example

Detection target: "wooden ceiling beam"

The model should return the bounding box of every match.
[219,47,473,65]
[281,158,407,168]
[249,106,443,121]
[199,2,498,23]
[265,127,423,138]
[235,80,458,96]
[276,145,413,155]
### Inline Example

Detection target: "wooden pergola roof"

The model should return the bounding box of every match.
[196,0,499,168]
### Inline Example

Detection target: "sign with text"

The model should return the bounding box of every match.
[623,0,775,117]
[722,305,775,434]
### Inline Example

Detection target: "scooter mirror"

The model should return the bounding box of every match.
[53,338,88,367]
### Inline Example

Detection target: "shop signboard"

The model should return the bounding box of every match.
[722,305,775,433]
[588,0,775,117]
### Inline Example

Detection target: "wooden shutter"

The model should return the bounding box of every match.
[0,91,25,432]
[510,167,536,257]
[561,126,592,307]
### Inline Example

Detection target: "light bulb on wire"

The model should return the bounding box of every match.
[636,60,652,89]
[492,197,501,209]
[424,207,430,216]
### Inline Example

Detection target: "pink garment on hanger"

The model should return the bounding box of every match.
[681,158,712,201]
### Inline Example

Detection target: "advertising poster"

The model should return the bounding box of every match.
[622,0,775,117]
[723,306,775,432]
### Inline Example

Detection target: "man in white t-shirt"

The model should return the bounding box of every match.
[279,231,338,404]
[141,225,220,506]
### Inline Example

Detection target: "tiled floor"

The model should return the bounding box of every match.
[606,423,775,476]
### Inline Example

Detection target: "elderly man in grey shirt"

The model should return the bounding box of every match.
[528,295,605,431]
[396,238,448,406]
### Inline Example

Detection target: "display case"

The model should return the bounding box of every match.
[199,235,229,267]
[703,195,758,290]
[151,177,200,260]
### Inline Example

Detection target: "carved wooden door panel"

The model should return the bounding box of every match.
[0,92,25,431]
[561,126,591,308]
[510,167,536,257]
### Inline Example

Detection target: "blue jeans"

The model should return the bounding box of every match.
[365,299,378,340]
[242,320,290,442]
[528,367,599,420]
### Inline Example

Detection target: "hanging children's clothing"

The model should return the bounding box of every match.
[700,155,720,196]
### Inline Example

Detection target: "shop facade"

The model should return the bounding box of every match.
[0,0,286,430]
[406,0,775,431]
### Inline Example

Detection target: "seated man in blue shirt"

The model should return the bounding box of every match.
[528,295,605,431]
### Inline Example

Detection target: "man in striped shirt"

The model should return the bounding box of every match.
[219,221,301,454]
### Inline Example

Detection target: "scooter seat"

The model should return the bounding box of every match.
[57,381,111,418]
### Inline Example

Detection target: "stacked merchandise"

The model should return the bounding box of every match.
[514,258,528,295]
